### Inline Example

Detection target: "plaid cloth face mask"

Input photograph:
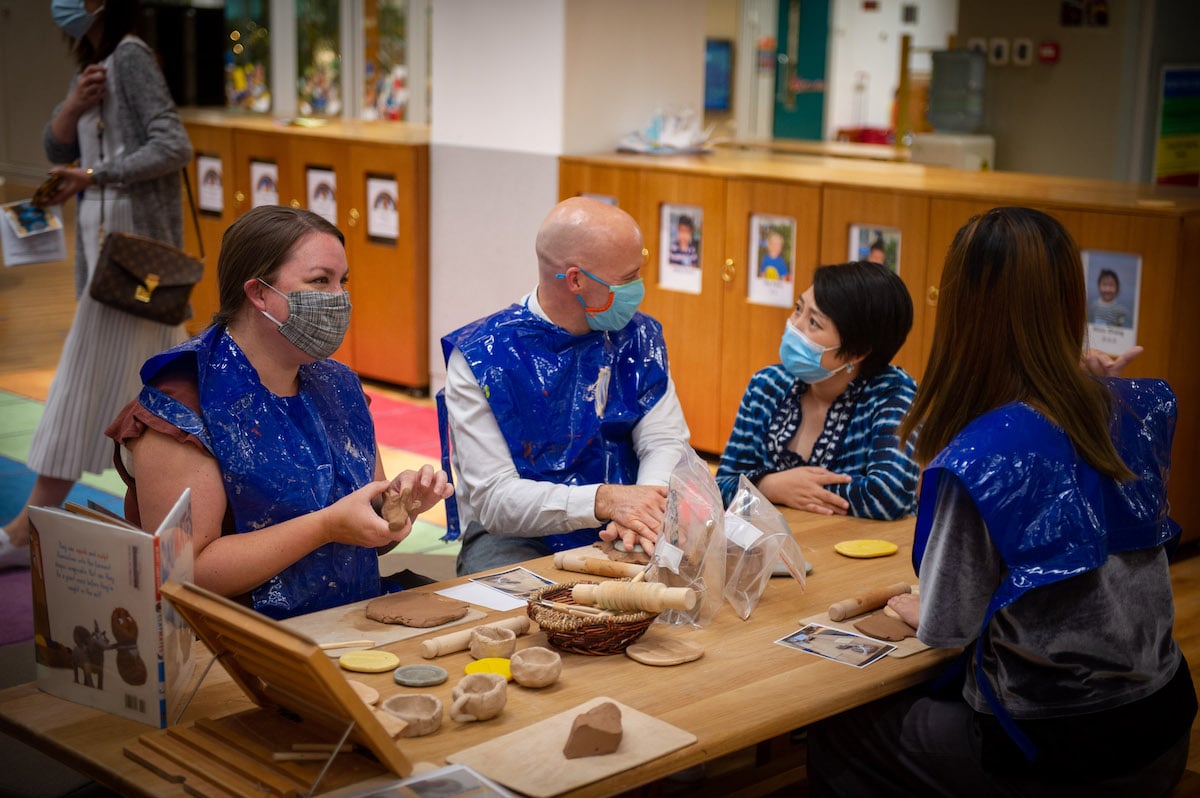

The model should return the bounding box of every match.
[258,278,351,360]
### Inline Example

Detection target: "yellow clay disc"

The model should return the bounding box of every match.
[465,657,512,681]
[338,650,401,673]
[833,539,899,559]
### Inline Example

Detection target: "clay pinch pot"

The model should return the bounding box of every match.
[469,625,517,660]
[380,693,443,737]
[510,646,562,688]
[450,672,507,722]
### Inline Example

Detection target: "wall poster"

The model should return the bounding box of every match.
[848,224,901,273]
[1083,249,1141,354]
[195,154,223,216]
[249,160,279,208]
[306,166,337,225]
[366,174,399,244]
[748,214,796,308]
[659,203,702,295]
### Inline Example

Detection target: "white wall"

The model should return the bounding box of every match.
[825,0,958,138]
[426,0,705,390]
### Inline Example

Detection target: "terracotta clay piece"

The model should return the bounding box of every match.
[382,486,416,532]
[365,592,470,627]
[593,539,651,565]
[563,700,623,759]
[853,612,917,642]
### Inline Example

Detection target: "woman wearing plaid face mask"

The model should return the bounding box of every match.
[105,206,453,619]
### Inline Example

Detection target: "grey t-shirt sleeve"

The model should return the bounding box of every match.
[916,471,1000,648]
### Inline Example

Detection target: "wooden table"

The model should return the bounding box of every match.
[0,510,953,796]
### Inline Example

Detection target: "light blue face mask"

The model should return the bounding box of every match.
[779,320,847,384]
[557,267,645,332]
[52,0,103,39]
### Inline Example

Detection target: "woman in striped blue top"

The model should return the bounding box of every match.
[716,261,918,520]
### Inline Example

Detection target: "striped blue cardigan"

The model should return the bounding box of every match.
[716,364,919,519]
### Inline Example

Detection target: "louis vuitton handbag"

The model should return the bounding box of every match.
[89,169,204,326]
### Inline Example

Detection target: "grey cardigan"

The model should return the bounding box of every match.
[43,36,193,298]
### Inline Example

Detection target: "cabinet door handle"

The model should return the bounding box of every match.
[926,286,939,306]
[348,208,360,227]
[234,190,245,206]
[722,258,736,283]
[290,199,301,209]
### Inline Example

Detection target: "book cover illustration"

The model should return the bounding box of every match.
[29,489,196,728]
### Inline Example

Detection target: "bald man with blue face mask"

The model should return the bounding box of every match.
[440,197,692,576]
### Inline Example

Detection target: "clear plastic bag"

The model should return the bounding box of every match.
[649,448,727,627]
[723,476,807,620]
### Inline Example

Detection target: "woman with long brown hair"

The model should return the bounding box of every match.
[808,207,1195,796]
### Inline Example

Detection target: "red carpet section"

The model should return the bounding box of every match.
[366,391,442,459]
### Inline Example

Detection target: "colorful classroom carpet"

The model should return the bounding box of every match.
[0,388,457,645]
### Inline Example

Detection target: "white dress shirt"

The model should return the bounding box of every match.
[443,288,691,539]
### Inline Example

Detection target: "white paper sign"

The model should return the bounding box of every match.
[748,213,796,308]
[658,203,703,294]
[366,175,399,241]
[1,201,67,266]
[1083,249,1141,354]
[306,167,337,225]
[249,160,279,208]
[196,155,223,214]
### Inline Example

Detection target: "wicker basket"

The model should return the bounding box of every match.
[526,581,657,656]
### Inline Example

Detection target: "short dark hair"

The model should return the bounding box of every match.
[211,206,344,327]
[813,260,912,379]
[1098,268,1120,291]
[677,215,694,230]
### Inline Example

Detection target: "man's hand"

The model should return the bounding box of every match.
[594,484,667,553]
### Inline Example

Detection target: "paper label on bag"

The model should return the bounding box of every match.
[653,540,685,574]
[724,514,763,551]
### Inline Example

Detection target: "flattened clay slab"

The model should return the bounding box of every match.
[592,540,651,565]
[625,637,704,666]
[366,592,470,627]
[564,701,623,759]
[853,612,917,642]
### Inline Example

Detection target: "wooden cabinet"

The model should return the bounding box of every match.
[560,151,1200,538]
[181,111,430,390]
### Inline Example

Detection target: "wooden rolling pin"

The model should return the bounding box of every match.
[572,581,697,613]
[827,582,912,622]
[419,616,531,659]
[553,552,645,579]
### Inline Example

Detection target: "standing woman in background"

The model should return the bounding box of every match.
[0,0,192,567]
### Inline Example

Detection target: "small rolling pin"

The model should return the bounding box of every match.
[553,552,645,579]
[419,616,531,659]
[827,582,912,622]
[572,581,697,613]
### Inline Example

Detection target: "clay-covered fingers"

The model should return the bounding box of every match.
[328,480,397,546]
[389,465,453,516]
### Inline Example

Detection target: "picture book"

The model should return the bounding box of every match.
[28,489,196,728]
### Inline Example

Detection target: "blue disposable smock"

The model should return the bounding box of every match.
[913,378,1179,759]
[139,326,381,619]
[440,301,670,550]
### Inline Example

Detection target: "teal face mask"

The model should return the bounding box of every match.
[559,267,645,332]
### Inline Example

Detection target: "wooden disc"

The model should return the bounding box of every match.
[339,650,401,673]
[833,539,899,559]
[347,679,380,705]
[625,637,704,666]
